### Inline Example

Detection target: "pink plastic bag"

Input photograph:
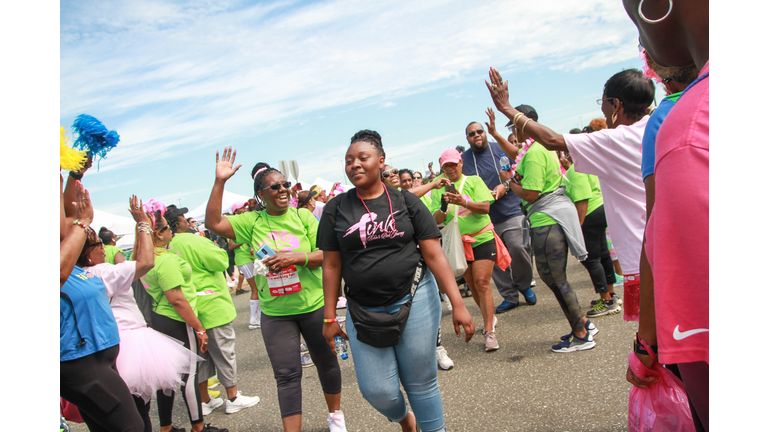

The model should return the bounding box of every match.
[627,351,695,432]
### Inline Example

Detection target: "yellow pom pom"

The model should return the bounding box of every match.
[60,126,87,171]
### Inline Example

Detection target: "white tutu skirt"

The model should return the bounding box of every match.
[116,326,202,403]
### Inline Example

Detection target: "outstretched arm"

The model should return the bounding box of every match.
[486,68,568,152]
[205,147,241,240]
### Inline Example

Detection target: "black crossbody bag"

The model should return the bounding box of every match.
[344,259,425,348]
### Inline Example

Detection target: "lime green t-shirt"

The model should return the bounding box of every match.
[564,165,603,217]
[104,244,124,265]
[227,208,324,317]
[144,248,198,323]
[517,142,563,228]
[419,191,432,209]
[169,233,236,329]
[430,174,495,247]
[232,242,254,267]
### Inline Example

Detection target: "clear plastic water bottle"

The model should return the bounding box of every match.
[500,154,511,171]
[334,336,349,360]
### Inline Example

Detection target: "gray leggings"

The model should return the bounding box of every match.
[531,224,585,333]
[260,306,342,418]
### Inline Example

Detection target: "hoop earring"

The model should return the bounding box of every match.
[639,0,673,24]
[611,112,618,125]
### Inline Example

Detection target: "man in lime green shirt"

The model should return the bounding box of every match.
[166,205,261,415]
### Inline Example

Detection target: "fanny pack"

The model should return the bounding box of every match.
[344,259,425,348]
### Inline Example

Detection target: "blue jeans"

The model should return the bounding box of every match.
[346,270,447,432]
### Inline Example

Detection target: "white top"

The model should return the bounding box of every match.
[313,201,326,220]
[86,261,146,330]
[563,117,648,275]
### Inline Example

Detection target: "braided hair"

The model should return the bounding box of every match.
[350,129,385,157]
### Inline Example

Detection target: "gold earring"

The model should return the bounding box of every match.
[611,112,618,125]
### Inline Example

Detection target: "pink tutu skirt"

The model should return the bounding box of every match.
[116,326,202,403]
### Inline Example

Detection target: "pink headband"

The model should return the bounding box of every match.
[253,167,267,180]
[143,199,167,230]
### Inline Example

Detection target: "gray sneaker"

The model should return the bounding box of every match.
[586,299,621,318]
[551,332,596,353]
[560,319,598,341]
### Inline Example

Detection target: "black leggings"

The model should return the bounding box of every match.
[261,307,342,418]
[580,205,616,293]
[60,345,144,432]
[133,395,152,432]
[531,224,585,333]
[151,312,203,427]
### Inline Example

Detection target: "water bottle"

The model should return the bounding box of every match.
[500,154,511,172]
[334,336,349,360]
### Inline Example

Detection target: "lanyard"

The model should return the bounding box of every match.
[356,182,397,233]
[471,144,502,184]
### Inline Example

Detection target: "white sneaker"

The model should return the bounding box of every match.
[493,315,498,332]
[530,279,537,287]
[327,410,347,432]
[336,297,347,309]
[225,391,260,414]
[249,319,261,329]
[436,346,454,370]
[227,280,236,288]
[202,396,223,415]
[440,292,452,310]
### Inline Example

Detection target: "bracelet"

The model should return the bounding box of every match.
[137,222,153,234]
[72,219,93,235]
[69,171,84,180]
[513,112,524,126]
[438,209,447,214]
[323,318,337,323]
[303,252,309,267]
[196,329,206,336]
[521,118,532,135]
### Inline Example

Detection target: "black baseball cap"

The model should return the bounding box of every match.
[505,104,539,127]
[165,204,188,221]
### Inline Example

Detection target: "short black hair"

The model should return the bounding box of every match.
[399,168,413,179]
[98,227,113,244]
[350,130,385,157]
[603,69,655,120]
[465,122,482,135]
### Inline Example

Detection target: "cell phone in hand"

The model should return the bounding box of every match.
[255,244,276,260]
[445,183,457,195]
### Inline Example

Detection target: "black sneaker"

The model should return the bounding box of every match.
[586,299,621,318]
[169,427,186,432]
[201,424,228,432]
[591,293,622,306]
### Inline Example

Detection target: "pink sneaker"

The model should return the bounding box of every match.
[484,331,499,352]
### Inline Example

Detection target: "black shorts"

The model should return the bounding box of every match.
[467,240,496,263]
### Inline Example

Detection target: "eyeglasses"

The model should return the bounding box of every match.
[262,181,292,191]
[412,176,422,180]
[506,124,517,133]
[467,129,485,138]
[596,97,617,106]
[382,168,398,178]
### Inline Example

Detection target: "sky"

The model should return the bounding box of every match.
[60,0,663,215]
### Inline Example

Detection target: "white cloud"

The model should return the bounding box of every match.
[61,0,640,174]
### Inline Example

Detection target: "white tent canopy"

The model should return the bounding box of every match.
[91,209,137,237]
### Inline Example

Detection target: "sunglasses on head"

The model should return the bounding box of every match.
[382,168,398,178]
[467,129,484,138]
[262,181,292,191]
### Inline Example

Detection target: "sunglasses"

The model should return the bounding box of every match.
[413,176,422,180]
[382,168,399,178]
[596,97,617,106]
[157,225,169,233]
[467,129,484,138]
[262,181,292,191]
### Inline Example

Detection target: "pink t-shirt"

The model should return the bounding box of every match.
[564,117,648,275]
[646,62,709,365]
[86,261,146,330]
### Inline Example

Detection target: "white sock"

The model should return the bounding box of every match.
[250,300,260,322]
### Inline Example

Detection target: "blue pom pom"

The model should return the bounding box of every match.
[71,114,120,167]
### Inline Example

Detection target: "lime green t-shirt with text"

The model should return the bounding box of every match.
[227,208,324,317]
[517,142,562,228]
[169,233,236,329]
[144,248,198,323]
[430,174,495,246]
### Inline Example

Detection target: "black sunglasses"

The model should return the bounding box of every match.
[413,176,422,180]
[262,181,292,191]
[382,169,398,178]
[467,129,484,138]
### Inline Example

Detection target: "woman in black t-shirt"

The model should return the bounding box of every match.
[318,130,474,432]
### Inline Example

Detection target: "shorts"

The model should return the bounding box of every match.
[197,322,237,387]
[237,262,255,279]
[466,240,496,263]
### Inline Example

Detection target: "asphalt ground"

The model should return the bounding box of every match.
[70,256,637,432]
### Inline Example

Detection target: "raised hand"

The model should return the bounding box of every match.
[73,181,94,226]
[485,107,497,134]
[215,147,242,182]
[128,195,150,224]
[485,67,512,113]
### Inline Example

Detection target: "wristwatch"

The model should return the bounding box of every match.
[503,179,511,192]
[633,332,657,356]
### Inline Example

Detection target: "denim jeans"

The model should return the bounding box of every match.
[345,270,447,432]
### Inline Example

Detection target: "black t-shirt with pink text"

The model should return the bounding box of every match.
[317,186,441,307]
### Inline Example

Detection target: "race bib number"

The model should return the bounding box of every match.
[267,265,303,296]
